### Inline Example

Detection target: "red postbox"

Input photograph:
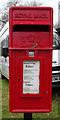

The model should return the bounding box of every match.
[9,6,53,113]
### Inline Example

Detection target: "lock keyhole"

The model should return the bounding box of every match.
[18,78,20,81]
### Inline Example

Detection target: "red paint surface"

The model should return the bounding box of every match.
[9,6,53,113]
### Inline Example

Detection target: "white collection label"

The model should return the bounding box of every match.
[23,60,40,94]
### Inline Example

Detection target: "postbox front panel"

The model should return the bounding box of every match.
[13,25,50,48]
[9,7,53,113]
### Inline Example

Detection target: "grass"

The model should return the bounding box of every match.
[2,79,24,119]
[0,78,60,119]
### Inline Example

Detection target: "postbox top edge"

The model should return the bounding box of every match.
[9,6,53,12]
